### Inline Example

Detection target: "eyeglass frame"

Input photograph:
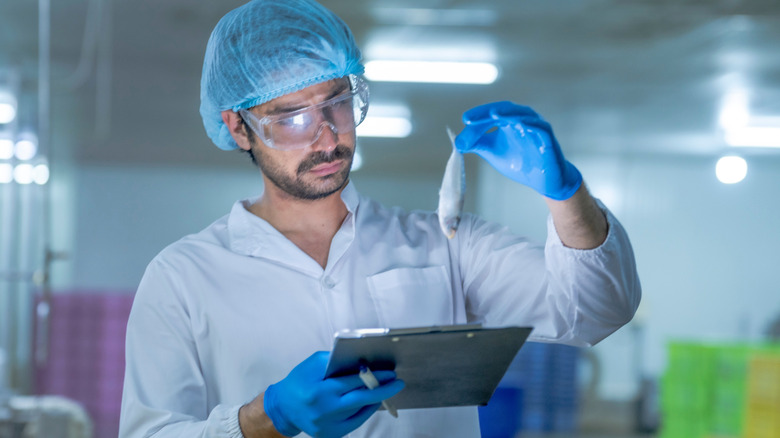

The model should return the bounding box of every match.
[238,75,369,151]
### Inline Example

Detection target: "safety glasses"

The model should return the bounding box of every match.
[239,75,369,150]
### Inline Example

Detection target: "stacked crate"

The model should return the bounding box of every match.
[34,291,135,438]
[744,350,780,438]
[660,342,715,438]
[548,344,579,432]
[709,345,751,437]
[486,341,580,434]
[661,342,780,438]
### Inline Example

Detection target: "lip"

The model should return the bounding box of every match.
[309,160,343,176]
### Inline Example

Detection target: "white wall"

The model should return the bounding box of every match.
[69,164,444,291]
[477,153,780,399]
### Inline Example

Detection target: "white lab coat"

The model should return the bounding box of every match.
[119,182,640,438]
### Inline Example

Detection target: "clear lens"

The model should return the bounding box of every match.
[241,75,369,150]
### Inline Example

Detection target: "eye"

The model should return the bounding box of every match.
[334,95,352,109]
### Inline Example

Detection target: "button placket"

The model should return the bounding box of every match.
[321,275,336,289]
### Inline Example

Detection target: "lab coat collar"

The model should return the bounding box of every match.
[227,181,360,261]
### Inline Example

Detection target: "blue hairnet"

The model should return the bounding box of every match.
[200,0,365,151]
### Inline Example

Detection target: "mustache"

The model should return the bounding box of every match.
[297,145,353,175]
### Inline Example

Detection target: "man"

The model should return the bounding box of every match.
[119,0,641,437]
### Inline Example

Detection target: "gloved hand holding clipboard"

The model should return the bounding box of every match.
[324,324,533,411]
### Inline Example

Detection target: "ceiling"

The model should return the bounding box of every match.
[1,0,779,177]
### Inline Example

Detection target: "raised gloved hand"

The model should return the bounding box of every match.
[264,351,405,437]
[455,101,582,201]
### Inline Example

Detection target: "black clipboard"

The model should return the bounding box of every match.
[324,324,533,410]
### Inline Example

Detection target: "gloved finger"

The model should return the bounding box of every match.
[327,404,382,438]
[462,128,500,154]
[455,117,549,155]
[324,370,398,395]
[455,118,502,153]
[338,379,405,411]
[462,101,540,125]
[512,118,558,152]
[457,114,547,154]
[517,117,554,138]
[324,374,374,395]
[369,370,398,384]
[344,403,381,433]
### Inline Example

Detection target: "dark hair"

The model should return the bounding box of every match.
[238,116,258,166]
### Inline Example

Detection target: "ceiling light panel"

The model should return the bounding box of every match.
[370,7,498,27]
[364,28,498,63]
[365,60,499,84]
[725,127,780,148]
[358,103,413,138]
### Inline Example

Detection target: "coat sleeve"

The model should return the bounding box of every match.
[458,200,641,347]
[119,257,245,438]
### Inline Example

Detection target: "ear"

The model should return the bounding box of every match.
[221,110,252,151]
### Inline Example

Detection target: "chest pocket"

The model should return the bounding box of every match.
[366,265,454,329]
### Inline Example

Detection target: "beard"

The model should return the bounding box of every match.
[253,142,354,201]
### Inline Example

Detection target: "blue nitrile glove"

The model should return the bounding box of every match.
[264,351,405,437]
[455,101,582,201]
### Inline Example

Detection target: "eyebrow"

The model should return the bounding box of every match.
[264,81,350,116]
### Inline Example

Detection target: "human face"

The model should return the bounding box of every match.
[240,75,368,151]
[245,79,357,200]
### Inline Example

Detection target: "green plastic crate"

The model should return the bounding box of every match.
[712,344,752,382]
[661,374,712,411]
[665,342,716,380]
[661,413,710,438]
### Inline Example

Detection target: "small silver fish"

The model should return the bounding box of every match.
[437,126,465,239]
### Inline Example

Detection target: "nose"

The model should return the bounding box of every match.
[310,121,339,152]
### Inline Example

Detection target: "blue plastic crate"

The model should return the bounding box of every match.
[479,386,523,438]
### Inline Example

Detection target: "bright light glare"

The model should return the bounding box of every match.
[13,163,34,184]
[0,163,12,184]
[33,164,50,185]
[719,90,749,130]
[716,156,747,184]
[0,91,16,124]
[357,116,413,138]
[725,127,780,148]
[0,138,13,159]
[365,60,499,84]
[15,139,37,160]
[0,103,16,124]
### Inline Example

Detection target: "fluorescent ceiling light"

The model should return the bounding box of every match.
[0,90,16,124]
[357,116,412,138]
[15,139,37,160]
[357,104,412,138]
[718,89,780,148]
[371,8,498,27]
[364,31,497,64]
[718,90,749,130]
[0,163,12,184]
[33,164,50,185]
[716,156,747,184]
[725,127,780,148]
[365,60,498,84]
[0,138,13,159]
[13,163,34,184]
[0,103,16,124]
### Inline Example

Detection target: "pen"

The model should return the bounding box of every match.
[358,365,399,418]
